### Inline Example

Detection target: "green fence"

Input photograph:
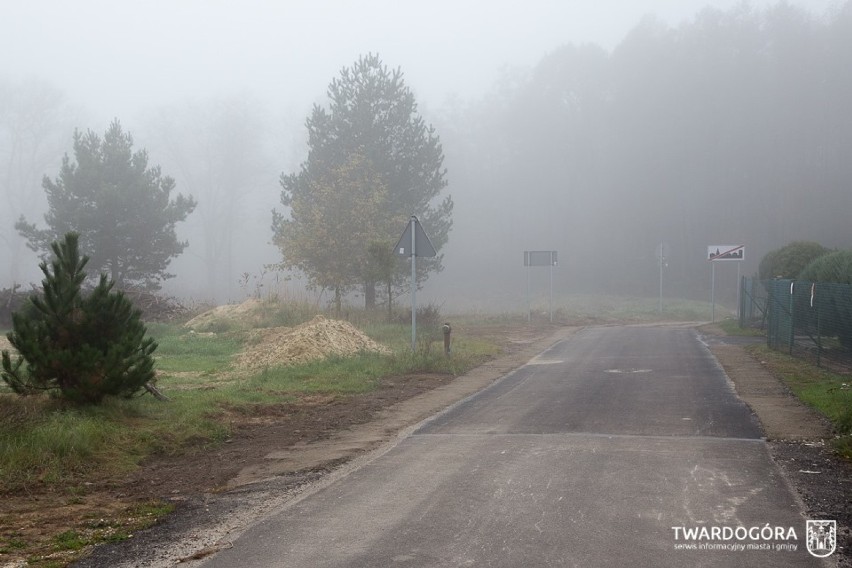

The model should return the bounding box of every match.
[741,277,852,373]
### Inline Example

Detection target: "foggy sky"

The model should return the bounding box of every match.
[2,0,838,120]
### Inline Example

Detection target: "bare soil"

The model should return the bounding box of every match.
[2,322,851,567]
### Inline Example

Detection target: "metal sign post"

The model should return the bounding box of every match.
[655,242,669,314]
[524,250,558,323]
[395,215,436,351]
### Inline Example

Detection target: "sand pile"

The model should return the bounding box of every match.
[184,298,265,332]
[234,315,391,370]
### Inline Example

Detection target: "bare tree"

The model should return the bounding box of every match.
[0,76,78,286]
[143,96,271,301]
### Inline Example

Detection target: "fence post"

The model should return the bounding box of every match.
[788,281,795,355]
[816,288,822,368]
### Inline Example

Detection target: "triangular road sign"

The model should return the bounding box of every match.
[395,216,437,257]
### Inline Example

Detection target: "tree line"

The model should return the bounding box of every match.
[436,1,852,303]
[2,55,451,311]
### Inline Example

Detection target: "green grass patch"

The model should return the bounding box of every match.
[146,323,245,373]
[746,344,852,458]
[545,294,722,324]
[717,318,765,337]
[0,391,230,494]
[19,500,176,566]
[52,531,86,552]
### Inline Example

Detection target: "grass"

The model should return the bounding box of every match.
[746,343,852,458]
[0,315,503,497]
[13,500,175,566]
[544,294,723,324]
[717,318,766,337]
[146,323,245,373]
[0,309,509,567]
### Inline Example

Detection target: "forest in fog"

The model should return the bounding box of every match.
[435,2,852,308]
[1,1,851,311]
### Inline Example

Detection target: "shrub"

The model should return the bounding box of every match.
[798,250,852,284]
[799,250,852,350]
[1,233,157,404]
[759,241,829,281]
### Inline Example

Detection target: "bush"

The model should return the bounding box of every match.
[1,233,157,404]
[799,250,852,350]
[759,241,829,281]
[798,250,852,284]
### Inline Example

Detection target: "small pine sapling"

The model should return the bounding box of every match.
[1,233,158,404]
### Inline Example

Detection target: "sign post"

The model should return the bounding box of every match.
[524,250,558,323]
[395,216,436,351]
[707,245,745,323]
[655,242,669,314]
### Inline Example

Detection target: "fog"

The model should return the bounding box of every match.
[2,0,849,313]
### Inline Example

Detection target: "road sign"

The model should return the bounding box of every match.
[395,216,436,258]
[395,216,437,352]
[524,250,557,267]
[524,250,558,323]
[708,245,745,261]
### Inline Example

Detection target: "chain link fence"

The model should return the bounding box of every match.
[740,277,852,373]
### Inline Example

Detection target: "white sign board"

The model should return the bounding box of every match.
[708,245,745,261]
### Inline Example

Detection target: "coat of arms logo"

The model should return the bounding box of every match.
[806,520,836,558]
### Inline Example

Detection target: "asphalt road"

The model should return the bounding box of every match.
[200,325,833,567]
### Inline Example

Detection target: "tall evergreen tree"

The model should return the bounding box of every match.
[1,233,157,404]
[16,120,196,290]
[273,53,452,309]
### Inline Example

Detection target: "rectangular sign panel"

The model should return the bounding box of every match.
[708,245,745,261]
[524,250,558,267]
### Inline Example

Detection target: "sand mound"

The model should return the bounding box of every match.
[234,316,391,370]
[184,298,265,331]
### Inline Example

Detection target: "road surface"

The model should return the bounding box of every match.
[199,325,832,567]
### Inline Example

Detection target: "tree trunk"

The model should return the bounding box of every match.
[387,280,393,322]
[365,281,376,310]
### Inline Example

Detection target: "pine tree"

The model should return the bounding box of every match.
[16,120,196,290]
[1,233,157,404]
